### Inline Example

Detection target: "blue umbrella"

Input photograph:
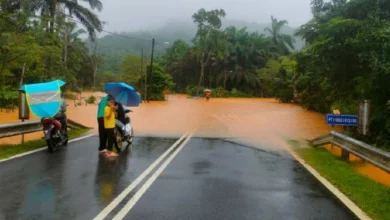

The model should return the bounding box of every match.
[104,83,141,107]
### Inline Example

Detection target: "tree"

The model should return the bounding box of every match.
[27,0,103,38]
[120,55,145,88]
[160,40,192,92]
[264,16,295,55]
[295,0,390,149]
[192,8,226,96]
[146,64,175,100]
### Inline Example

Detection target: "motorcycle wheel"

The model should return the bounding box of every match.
[46,137,58,153]
[129,129,134,144]
[63,132,68,146]
[115,127,123,151]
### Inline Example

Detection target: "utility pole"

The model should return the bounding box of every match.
[147,38,155,103]
[141,48,146,102]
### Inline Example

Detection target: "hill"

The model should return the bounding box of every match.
[91,19,305,72]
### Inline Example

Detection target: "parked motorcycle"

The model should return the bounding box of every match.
[115,109,134,150]
[41,117,68,152]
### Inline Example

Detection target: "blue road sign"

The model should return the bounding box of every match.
[326,114,358,126]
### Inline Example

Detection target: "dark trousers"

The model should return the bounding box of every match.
[98,117,107,151]
[105,128,121,153]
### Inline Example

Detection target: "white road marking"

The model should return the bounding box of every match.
[280,142,372,220]
[93,132,189,220]
[0,133,96,163]
[112,132,194,220]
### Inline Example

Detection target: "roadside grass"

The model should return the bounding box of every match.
[0,128,91,160]
[292,143,390,220]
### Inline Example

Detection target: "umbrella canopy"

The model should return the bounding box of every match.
[19,79,65,92]
[104,82,141,107]
[19,80,66,118]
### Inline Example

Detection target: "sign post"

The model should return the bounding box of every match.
[326,114,358,159]
[18,91,30,143]
[358,100,370,136]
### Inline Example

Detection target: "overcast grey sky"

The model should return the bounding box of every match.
[96,0,312,32]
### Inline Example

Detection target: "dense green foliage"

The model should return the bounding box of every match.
[90,20,305,75]
[294,0,390,148]
[0,0,103,109]
[146,64,175,101]
[159,9,297,102]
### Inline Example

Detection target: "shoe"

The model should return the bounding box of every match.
[107,151,118,157]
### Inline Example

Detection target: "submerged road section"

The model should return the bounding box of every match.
[0,135,357,220]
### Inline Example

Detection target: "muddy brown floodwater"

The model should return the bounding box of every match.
[0,93,388,187]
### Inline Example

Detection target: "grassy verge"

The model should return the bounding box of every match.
[292,143,390,220]
[0,128,91,160]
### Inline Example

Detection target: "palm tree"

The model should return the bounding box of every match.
[28,0,103,38]
[227,66,260,89]
[61,21,87,63]
[264,16,295,55]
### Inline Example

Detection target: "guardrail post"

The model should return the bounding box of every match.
[341,149,350,160]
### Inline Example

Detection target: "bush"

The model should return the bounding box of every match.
[186,86,205,97]
[64,93,76,100]
[0,90,18,110]
[213,86,230,98]
[230,88,252,98]
[86,95,96,104]
[275,88,294,103]
[148,64,175,101]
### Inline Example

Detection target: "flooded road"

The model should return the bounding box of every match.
[0,94,332,145]
[1,94,388,188]
[0,136,357,220]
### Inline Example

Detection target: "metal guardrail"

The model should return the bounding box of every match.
[0,119,90,139]
[310,131,390,174]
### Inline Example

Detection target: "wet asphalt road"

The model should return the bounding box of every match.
[0,136,357,220]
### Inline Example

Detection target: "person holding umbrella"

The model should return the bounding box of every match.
[204,89,211,101]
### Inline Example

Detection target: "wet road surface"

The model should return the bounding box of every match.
[0,136,357,220]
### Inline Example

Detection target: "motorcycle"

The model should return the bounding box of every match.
[115,109,134,150]
[41,117,68,152]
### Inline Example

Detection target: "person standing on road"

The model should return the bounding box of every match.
[97,95,113,151]
[206,91,211,101]
[104,97,120,157]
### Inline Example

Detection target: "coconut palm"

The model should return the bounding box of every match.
[264,16,295,55]
[26,0,103,38]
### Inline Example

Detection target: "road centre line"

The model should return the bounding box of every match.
[93,132,189,220]
[112,132,194,220]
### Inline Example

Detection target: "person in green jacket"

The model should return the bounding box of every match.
[97,95,113,151]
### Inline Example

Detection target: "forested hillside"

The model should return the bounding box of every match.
[91,19,305,74]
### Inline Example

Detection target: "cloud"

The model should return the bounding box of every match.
[96,0,312,32]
